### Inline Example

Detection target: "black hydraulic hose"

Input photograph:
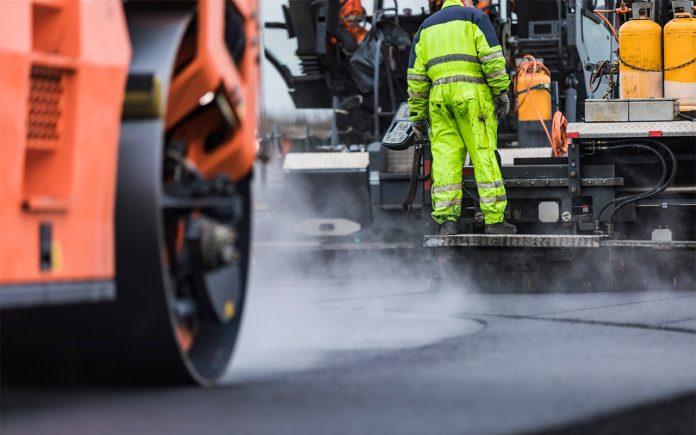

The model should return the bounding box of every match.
[462,186,480,203]
[416,144,431,181]
[608,147,668,225]
[594,139,677,228]
[596,144,667,225]
[608,139,678,224]
[595,144,665,223]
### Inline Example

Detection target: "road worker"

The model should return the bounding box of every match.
[407,0,517,235]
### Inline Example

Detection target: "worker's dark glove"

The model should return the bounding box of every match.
[412,119,429,141]
[494,93,510,118]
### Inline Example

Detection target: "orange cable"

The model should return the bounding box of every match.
[593,10,620,43]
[528,87,553,148]
[551,111,569,157]
[515,55,550,112]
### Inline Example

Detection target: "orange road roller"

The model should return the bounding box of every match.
[0,0,259,385]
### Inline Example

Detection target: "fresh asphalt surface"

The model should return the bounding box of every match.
[2,250,696,435]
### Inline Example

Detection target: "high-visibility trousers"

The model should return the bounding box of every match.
[429,85,507,225]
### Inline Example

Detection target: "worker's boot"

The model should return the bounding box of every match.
[485,221,517,235]
[439,221,459,235]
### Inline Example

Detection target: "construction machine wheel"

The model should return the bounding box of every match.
[103,7,252,385]
[110,121,250,386]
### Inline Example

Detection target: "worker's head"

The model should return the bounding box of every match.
[431,0,477,12]
[429,0,444,12]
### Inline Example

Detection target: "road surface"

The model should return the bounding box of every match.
[2,252,695,435]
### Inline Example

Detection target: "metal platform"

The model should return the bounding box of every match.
[424,234,608,248]
[497,147,552,165]
[424,234,696,249]
[283,152,369,173]
[385,148,413,174]
[567,120,696,139]
[600,239,696,249]
[584,98,679,122]
[462,177,623,188]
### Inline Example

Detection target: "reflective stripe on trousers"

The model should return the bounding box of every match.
[433,198,462,210]
[432,183,461,194]
[477,180,503,189]
[479,194,507,204]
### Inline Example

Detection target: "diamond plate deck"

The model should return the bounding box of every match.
[424,234,609,248]
[497,147,552,165]
[424,234,696,249]
[600,240,696,249]
[283,152,369,172]
[385,148,413,174]
[567,121,696,138]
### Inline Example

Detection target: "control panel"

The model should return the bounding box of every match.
[381,102,416,150]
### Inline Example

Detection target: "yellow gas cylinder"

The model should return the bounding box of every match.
[515,58,551,122]
[664,0,696,111]
[619,2,663,98]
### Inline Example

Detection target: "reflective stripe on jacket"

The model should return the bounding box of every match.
[407,0,510,121]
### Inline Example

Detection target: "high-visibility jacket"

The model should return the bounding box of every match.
[407,0,511,225]
[407,0,509,122]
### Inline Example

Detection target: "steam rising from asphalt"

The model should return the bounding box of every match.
[225,156,696,384]
[225,163,481,383]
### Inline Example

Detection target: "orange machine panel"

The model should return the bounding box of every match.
[166,0,259,182]
[0,0,130,284]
